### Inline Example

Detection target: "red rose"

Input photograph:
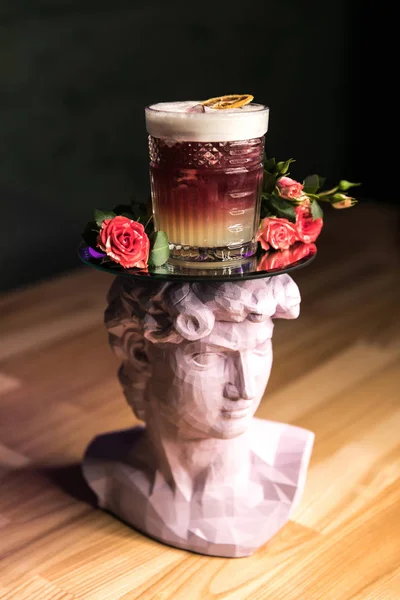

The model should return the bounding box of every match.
[257,249,292,272]
[257,217,297,251]
[295,205,323,243]
[290,242,317,262]
[257,242,316,272]
[97,216,150,269]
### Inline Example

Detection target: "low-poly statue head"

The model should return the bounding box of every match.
[105,275,300,440]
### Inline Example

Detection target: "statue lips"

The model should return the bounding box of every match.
[221,401,254,419]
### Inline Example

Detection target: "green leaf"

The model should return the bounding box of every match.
[112,204,136,218]
[94,209,117,227]
[276,158,295,175]
[263,171,277,194]
[263,194,297,223]
[338,180,361,191]
[134,200,152,225]
[82,220,100,247]
[310,199,324,220]
[303,174,324,195]
[120,212,136,219]
[263,157,276,173]
[260,202,274,219]
[148,231,170,267]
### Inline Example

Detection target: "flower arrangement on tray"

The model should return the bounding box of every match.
[257,157,359,251]
[82,202,169,270]
[81,157,360,272]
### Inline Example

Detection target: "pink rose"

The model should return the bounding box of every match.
[295,205,323,243]
[331,194,356,209]
[97,216,150,269]
[258,217,297,251]
[277,177,304,200]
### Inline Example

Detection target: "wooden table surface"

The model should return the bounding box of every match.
[1,203,399,600]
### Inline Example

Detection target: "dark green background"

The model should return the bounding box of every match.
[0,0,379,291]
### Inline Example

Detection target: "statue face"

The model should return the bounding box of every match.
[145,319,273,439]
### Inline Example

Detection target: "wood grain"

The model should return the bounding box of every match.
[0,203,399,599]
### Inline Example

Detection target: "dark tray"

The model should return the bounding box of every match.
[78,242,317,282]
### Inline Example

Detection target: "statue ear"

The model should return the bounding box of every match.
[118,363,148,422]
[269,274,301,320]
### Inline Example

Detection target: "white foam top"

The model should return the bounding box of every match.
[145,101,269,142]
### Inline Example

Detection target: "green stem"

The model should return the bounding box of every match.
[315,196,336,203]
[144,214,154,231]
[318,186,339,197]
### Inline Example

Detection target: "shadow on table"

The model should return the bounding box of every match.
[43,463,98,507]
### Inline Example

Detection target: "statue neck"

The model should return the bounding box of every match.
[145,416,251,501]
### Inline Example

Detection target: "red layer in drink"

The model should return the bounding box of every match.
[149,137,264,249]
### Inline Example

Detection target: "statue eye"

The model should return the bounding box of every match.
[191,352,224,367]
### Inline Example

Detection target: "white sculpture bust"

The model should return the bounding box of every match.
[82,275,314,557]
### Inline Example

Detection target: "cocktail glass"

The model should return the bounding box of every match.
[145,101,269,264]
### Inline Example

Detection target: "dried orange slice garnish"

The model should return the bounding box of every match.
[201,94,254,109]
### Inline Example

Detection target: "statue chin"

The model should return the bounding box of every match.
[208,419,254,440]
[146,411,253,441]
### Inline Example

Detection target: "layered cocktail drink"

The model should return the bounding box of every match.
[145,100,269,263]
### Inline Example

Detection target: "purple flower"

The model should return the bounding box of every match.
[88,246,107,259]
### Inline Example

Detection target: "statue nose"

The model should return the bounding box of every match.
[223,352,256,400]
